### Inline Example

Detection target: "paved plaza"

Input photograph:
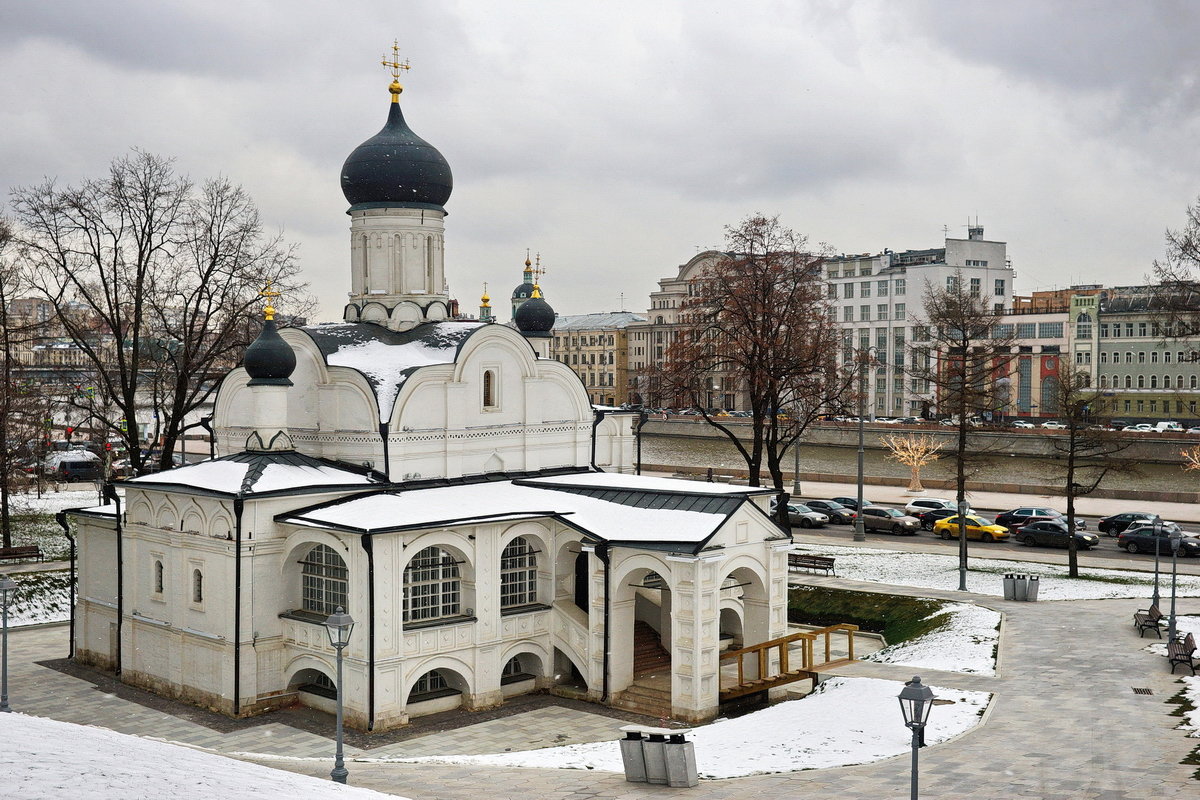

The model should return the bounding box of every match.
[5,574,1198,799]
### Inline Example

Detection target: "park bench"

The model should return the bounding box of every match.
[0,545,43,563]
[788,553,836,576]
[1168,632,1197,675]
[1133,604,1164,638]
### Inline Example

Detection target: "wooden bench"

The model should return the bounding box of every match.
[1133,604,1164,638]
[0,545,43,563]
[1168,632,1197,675]
[788,553,836,576]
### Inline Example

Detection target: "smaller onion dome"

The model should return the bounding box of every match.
[244,319,296,386]
[514,285,555,336]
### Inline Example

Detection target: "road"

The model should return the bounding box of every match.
[789,516,1200,576]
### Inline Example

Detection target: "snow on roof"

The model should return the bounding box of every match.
[520,471,772,495]
[281,478,741,545]
[6,712,404,800]
[73,502,118,516]
[128,453,378,497]
[303,322,484,423]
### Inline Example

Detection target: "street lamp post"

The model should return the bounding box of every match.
[854,357,869,542]
[1169,530,1182,641]
[898,676,935,800]
[635,410,648,476]
[0,576,17,712]
[1152,517,1163,608]
[324,606,355,784]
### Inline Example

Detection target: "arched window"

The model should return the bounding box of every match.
[501,655,533,683]
[404,546,460,622]
[192,569,203,604]
[500,537,537,609]
[1137,375,1145,389]
[301,544,348,616]
[1040,375,1060,415]
[410,669,456,701]
[1151,375,1158,389]
[1099,375,1108,389]
[1192,375,1198,389]
[1125,375,1132,389]
[154,560,164,594]
[483,369,496,408]
[1178,375,1187,389]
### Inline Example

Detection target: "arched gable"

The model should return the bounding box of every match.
[283,653,336,685]
[611,554,674,591]
[500,640,550,677]
[400,530,475,573]
[280,529,354,573]
[401,653,476,704]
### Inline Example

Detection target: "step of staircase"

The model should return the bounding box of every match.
[613,680,674,719]
[633,621,671,675]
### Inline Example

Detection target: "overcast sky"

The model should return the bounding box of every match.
[4,1,1200,321]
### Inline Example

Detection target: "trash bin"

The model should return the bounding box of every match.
[1002,573,1015,600]
[1026,575,1039,601]
[664,732,699,788]
[642,731,669,785]
[1013,573,1028,601]
[618,727,647,783]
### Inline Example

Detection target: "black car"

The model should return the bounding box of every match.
[1016,520,1101,550]
[830,496,876,512]
[994,507,1086,531]
[1098,511,1160,536]
[917,508,959,531]
[803,499,857,525]
[1118,525,1200,556]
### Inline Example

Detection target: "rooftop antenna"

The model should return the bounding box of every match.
[618,292,626,312]
[942,224,949,238]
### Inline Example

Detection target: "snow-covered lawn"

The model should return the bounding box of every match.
[1177,676,1200,737]
[864,601,1001,676]
[1143,615,1200,657]
[794,543,1200,600]
[6,568,71,626]
[7,712,403,800]
[370,677,990,778]
[9,487,104,515]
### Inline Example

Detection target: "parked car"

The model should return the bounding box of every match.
[917,507,960,531]
[904,497,959,516]
[1188,427,1200,434]
[932,515,1011,542]
[53,458,103,481]
[803,499,857,525]
[769,499,829,528]
[1040,421,1067,429]
[1098,511,1160,536]
[1016,520,1100,550]
[831,496,876,512]
[994,507,1086,531]
[1118,526,1200,556]
[1123,423,1153,432]
[859,505,921,535]
[1011,420,1035,429]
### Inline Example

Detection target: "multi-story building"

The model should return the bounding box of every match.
[1071,286,1200,422]
[551,312,645,407]
[825,226,1015,417]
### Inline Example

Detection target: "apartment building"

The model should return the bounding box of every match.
[551,311,646,407]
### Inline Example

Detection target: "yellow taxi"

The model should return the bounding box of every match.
[932,514,1011,543]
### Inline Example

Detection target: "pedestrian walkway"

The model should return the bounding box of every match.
[7,573,1198,798]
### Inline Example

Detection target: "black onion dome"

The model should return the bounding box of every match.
[341,101,453,211]
[514,295,556,335]
[244,319,296,386]
[512,282,535,300]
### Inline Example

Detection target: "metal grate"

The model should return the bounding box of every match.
[1132,687,1154,695]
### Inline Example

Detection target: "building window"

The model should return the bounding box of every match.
[1016,323,1036,339]
[860,282,872,298]
[843,306,854,322]
[191,569,203,604]
[300,544,348,616]
[501,655,532,683]
[895,279,906,296]
[970,278,981,296]
[860,305,871,322]
[1138,352,1146,364]
[1099,375,1108,389]
[483,369,497,408]
[153,560,164,595]
[1038,323,1063,338]
[1100,323,1109,337]
[1126,351,1133,363]
[1139,322,1148,337]
[994,279,1006,296]
[1100,352,1108,364]
[1137,375,1145,389]
[877,304,888,321]
[500,537,538,609]
[844,283,854,299]
[1152,351,1159,363]
[1126,323,1134,337]
[877,280,889,297]
[828,284,837,300]
[1151,375,1158,389]
[1125,375,1132,389]
[895,303,906,320]
[404,546,461,623]
[410,669,452,699]
[1165,351,1173,363]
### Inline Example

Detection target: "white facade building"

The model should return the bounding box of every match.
[69,69,790,731]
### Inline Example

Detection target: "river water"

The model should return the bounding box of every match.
[642,433,1186,491]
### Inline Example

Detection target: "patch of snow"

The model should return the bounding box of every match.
[253,463,376,492]
[865,602,1001,676]
[793,543,1200,600]
[1178,675,1200,736]
[1142,615,1200,657]
[522,472,767,495]
[6,712,402,799]
[130,460,251,493]
[6,568,70,627]
[371,677,989,778]
[9,489,106,515]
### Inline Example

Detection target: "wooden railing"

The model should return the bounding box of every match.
[719,623,860,701]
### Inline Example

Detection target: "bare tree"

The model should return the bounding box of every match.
[881,432,944,493]
[1041,361,1139,577]
[10,150,306,474]
[1184,444,1200,473]
[1152,196,1200,337]
[907,271,1015,589]
[658,215,855,524]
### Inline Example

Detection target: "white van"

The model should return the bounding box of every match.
[1154,421,1184,432]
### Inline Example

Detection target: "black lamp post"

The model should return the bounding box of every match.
[324,606,355,784]
[0,575,17,712]
[1169,529,1182,641]
[854,350,876,543]
[898,675,936,800]
[1152,517,1163,608]
[635,409,648,476]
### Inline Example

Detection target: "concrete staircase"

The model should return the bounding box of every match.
[633,621,671,675]
[613,678,673,719]
[611,622,675,719]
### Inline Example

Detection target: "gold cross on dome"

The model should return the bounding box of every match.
[259,282,281,321]
[381,40,411,80]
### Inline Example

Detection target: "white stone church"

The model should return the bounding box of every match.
[68,66,791,731]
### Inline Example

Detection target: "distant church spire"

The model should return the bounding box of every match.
[479,282,493,323]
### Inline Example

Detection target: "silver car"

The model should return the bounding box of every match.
[771,501,829,528]
[860,505,922,535]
